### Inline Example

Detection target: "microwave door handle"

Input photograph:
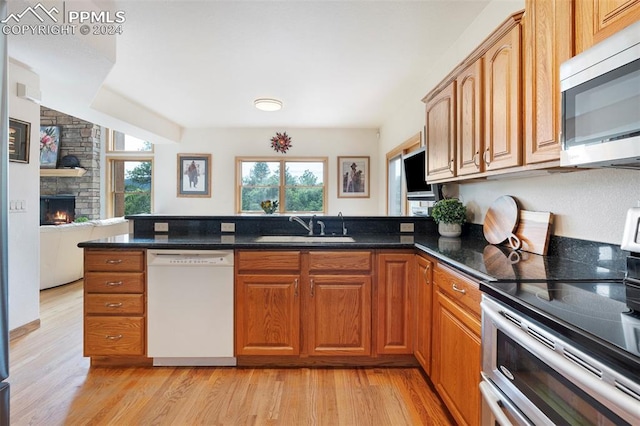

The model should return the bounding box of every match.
[480,381,518,426]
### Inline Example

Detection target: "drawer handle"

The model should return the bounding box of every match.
[483,149,491,167]
[105,259,123,265]
[105,302,123,308]
[105,281,123,287]
[452,283,466,294]
[310,278,315,297]
[423,264,430,284]
[294,278,299,297]
[105,334,123,340]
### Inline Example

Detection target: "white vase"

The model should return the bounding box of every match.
[438,222,461,238]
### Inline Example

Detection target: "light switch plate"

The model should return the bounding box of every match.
[221,223,235,232]
[400,223,414,233]
[154,222,169,232]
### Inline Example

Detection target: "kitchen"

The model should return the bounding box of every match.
[3,0,640,424]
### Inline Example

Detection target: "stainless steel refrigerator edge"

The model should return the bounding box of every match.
[0,0,11,423]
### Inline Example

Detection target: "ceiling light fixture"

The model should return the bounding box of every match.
[254,98,283,112]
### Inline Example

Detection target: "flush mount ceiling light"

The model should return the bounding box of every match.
[254,98,283,112]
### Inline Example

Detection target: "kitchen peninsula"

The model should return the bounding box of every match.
[79,214,638,426]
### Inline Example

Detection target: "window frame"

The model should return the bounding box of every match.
[106,129,154,153]
[235,156,328,214]
[386,132,422,215]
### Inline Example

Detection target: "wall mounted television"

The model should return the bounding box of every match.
[402,148,440,201]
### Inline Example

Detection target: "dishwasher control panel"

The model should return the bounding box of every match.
[147,250,234,267]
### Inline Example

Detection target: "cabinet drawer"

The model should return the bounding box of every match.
[85,294,144,315]
[84,316,145,356]
[85,250,145,272]
[434,263,481,317]
[308,251,372,273]
[85,272,145,293]
[237,251,300,272]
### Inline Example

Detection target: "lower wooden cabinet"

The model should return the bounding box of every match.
[431,263,482,426]
[414,253,434,375]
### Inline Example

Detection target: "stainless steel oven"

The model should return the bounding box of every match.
[481,295,640,425]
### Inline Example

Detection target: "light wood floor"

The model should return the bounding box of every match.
[9,281,454,425]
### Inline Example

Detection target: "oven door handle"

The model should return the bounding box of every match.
[480,380,516,426]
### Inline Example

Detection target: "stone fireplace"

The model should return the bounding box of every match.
[40,195,76,225]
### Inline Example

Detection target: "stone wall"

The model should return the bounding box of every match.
[40,107,102,220]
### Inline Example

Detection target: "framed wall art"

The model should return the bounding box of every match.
[9,118,30,163]
[177,153,212,197]
[40,125,61,168]
[338,156,370,198]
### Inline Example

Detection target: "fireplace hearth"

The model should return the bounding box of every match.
[40,195,75,225]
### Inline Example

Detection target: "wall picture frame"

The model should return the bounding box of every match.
[9,118,30,163]
[39,125,61,168]
[338,156,370,198]
[177,153,212,197]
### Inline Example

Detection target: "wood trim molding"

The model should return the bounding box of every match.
[10,319,41,341]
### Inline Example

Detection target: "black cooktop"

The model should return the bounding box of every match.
[481,279,640,381]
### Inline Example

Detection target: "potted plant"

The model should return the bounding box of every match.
[431,198,466,237]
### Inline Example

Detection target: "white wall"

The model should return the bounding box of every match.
[8,61,40,330]
[378,0,639,245]
[153,128,380,215]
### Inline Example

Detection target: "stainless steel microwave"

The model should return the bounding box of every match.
[560,20,640,169]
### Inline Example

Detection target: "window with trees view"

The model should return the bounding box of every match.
[106,131,153,216]
[238,158,327,213]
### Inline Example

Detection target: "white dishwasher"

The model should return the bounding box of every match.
[147,249,236,366]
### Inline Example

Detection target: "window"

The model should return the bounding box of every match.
[386,133,421,215]
[237,157,327,214]
[106,130,153,216]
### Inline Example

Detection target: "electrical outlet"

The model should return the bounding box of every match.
[154,222,169,232]
[221,222,235,232]
[400,223,414,233]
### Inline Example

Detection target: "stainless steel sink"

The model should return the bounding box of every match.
[256,235,355,243]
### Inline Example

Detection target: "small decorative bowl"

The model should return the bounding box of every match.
[260,200,278,214]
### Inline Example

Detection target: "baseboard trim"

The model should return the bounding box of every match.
[10,319,41,341]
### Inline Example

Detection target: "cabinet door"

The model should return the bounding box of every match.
[456,59,484,176]
[524,0,573,164]
[414,255,433,375]
[235,274,300,356]
[483,24,522,171]
[432,291,481,426]
[576,0,640,54]
[307,275,371,356]
[425,82,456,181]
[376,253,414,355]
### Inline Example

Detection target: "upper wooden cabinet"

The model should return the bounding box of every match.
[425,82,456,181]
[576,0,640,54]
[456,59,484,176]
[524,0,574,164]
[483,24,522,171]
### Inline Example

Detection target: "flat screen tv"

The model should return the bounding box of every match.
[402,148,439,200]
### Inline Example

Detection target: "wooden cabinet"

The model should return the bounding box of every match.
[83,249,146,357]
[576,0,640,54]
[376,251,414,355]
[431,262,481,426]
[307,251,372,356]
[483,23,522,171]
[524,0,574,165]
[235,251,301,356]
[414,253,434,375]
[235,250,373,358]
[425,82,456,181]
[456,59,484,176]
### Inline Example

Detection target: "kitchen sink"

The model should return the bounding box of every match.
[256,235,355,243]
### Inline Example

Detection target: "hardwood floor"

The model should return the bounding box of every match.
[9,281,454,425]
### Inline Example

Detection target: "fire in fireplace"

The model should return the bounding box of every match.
[40,195,76,225]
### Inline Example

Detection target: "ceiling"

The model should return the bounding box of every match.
[8,0,491,135]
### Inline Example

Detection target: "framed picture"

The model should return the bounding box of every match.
[177,153,212,197]
[40,125,61,168]
[338,156,370,198]
[9,118,30,163]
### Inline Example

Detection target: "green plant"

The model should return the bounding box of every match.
[74,216,89,223]
[431,198,466,225]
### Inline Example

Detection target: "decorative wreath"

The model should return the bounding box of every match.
[270,132,292,154]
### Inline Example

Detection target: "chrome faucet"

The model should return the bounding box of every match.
[289,215,313,235]
[338,211,348,235]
